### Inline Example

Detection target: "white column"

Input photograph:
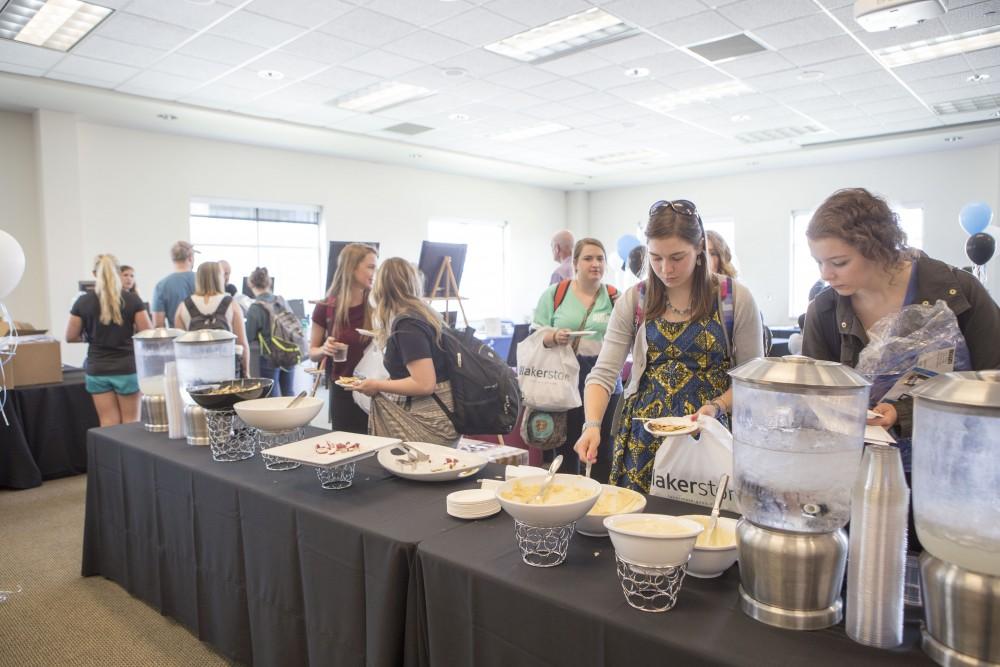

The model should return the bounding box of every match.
[565,190,590,238]
[34,109,87,366]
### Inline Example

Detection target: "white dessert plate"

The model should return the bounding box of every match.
[261,431,400,468]
[643,416,698,437]
[566,331,592,337]
[379,442,489,481]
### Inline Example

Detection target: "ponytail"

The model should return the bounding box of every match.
[94,254,124,326]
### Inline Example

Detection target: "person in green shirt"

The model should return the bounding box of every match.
[532,237,620,482]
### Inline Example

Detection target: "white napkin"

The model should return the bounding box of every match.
[163,362,185,440]
[504,465,548,480]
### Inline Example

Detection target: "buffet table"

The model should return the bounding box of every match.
[81,423,482,667]
[83,424,933,667]
[1,369,98,489]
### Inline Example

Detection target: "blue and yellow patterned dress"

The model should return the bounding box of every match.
[609,303,732,492]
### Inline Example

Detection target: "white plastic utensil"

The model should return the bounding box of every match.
[704,473,730,544]
[529,454,563,504]
[585,461,592,479]
[286,390,308,409]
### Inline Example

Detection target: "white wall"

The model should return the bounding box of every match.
[0,111,46,328]
[589,144,1000,324]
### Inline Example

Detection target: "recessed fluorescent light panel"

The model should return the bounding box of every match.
[491,122,568,142]
[484,8,638,63]
[932,93,1000,115]
[735,124,824,143]
[637,80,752,113]
[587,149,659,165]
[330,81,435,113]
[0,0,113,52]
[875,26,1000,68]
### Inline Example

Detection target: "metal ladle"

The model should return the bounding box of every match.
[529,454,563,504]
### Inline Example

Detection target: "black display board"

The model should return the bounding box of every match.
[325,241,380,292]
[417,241,467,298]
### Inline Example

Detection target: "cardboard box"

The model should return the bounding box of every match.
[0,319,48,336]
[0,339,63,389]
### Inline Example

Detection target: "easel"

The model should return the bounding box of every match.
[427,256,469,329]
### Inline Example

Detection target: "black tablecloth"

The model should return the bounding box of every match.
[1,369,98,489]
[81,424,497,667]
[416,495,934,667]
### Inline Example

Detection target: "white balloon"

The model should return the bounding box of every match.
[0,230,26,299]
[788,332,803,355]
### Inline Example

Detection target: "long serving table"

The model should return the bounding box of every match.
[1,369,98,489]
[83,424,933,667]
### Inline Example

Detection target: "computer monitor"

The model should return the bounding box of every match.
[287,298,305,320]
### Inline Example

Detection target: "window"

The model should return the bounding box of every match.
[190,199,323,303]
[789,206,923,318]
[427,218,508,323]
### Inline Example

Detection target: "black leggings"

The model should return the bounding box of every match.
[329,384,369,434]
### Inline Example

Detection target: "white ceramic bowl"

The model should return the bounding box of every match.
[233,396,324,432]
[576,485,647,537]
[679,515,739,578]
[603,513,704,568]
[496,474,602,528]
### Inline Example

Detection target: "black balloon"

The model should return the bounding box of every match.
[966,232,996,266]
[628,245,647,278]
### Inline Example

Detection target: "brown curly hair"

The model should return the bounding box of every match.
[806,188,909,270]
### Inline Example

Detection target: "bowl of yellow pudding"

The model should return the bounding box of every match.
[576,486,647,537]
[497,474,602,528]
[603,514,704,568]
[679,515,739,578]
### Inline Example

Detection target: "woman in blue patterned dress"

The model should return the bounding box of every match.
[575,200,764,492]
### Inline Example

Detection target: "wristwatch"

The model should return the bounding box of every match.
[582,420,602,431]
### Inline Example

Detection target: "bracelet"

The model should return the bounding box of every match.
[709,399,727,416]
[582,420,602,431]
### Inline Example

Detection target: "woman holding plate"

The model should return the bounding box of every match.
[532,237,620,482]
[310,243,377,433]
[575,200,764,493]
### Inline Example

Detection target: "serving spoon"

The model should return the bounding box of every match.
[529,455,563,504]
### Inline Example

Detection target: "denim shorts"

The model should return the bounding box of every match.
[85,373,140,395]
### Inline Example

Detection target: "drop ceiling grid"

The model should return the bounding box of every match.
[0,0,996,176]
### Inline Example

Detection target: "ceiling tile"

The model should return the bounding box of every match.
[488,90,549,110]
[858,96,928,114]
[209,12,307,48]
[0,61,47,76]
[382,30,472,64]
[48,55,140,85]
[397,65,471,91]
[841,85,915,103]
[809,55,882,79]
[563,91,626,111]
[486,65,560,89]
[966,47,1000,71]
[265,82,341,103]
[483,0,593,26]
[96,12,197,50]
[305,66,381,91]
[281,32,369,65]
[826,69,899,93]
[894,56,973,82]
[118,70,203,95]
[716,51,794,78]
[660,66,734,89]
[788,93,853,112]
[526,77,596,101]
[869,108,937,124]
[589,34,673,64]
[716,0,819,31]
[537,51,611,76]
[45,71,115,88]
[607,78,673,101]
[244,0,356,27]
[116,0,235,30]
[648,11,740,47]
[151,54,233,81]
[939,0,1000,34]
[72,36,166,69]
[781,35,866,67]
[621,49,704,77]
[365,0,475,28]
[436,49,520,77]
[319,8,420,47]
[602,0,709,25]
[251,51,331,79]
[430,8,526,46]
[341,50,424,78]
[177,35,269,66]
[572,65,640,90]
[0,40,65,69]
[216,67,296,92]
[766,83,838,103]
[752,13,844,50]
[178,85,261,109]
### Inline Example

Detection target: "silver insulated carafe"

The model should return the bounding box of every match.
[912,371,1000,667]
[729,356,870,630]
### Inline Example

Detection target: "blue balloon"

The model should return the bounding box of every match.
[616,234,641,259]
[959,202,993,235]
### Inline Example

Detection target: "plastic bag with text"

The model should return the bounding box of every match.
[515,329,581,411]
[650,415,738,513]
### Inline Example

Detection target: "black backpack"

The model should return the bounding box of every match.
[185,295,232,331]
[398,318,521,435]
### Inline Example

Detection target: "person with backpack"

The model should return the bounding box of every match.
[531,237,621,482]
[246,266,302,397]
[575,200,764,493]
[175,261,250,377]
[309,243,377,432]
[353,258,460,446]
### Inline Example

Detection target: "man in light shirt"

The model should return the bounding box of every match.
[151,240,197,327]
[549,229,574,285]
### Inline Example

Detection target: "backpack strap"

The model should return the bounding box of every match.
[606,284,619,304]
[553,279,572,311]
[632,282,646,333]
[215,295,233,318]
[324,297,336,338]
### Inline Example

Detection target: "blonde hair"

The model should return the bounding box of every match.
[371,258,442,348]
[194,261,224,296]
[94,254,124,326]
[326,244,376,337]
[705,230,737,278]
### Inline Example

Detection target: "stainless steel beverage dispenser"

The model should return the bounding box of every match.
[133,328,183,432]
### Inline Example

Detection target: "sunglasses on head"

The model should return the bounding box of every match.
[649,199,705,234]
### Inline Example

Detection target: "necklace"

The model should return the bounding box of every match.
[665,296,692,317]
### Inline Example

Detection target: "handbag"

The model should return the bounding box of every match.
[520,407,568,450]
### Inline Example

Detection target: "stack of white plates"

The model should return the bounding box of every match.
[446,489,501,520]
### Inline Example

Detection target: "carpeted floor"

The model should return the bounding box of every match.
[0,475,236,666]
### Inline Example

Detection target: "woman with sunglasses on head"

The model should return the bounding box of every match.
[575,200,764,492]
[532,237,620,482]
